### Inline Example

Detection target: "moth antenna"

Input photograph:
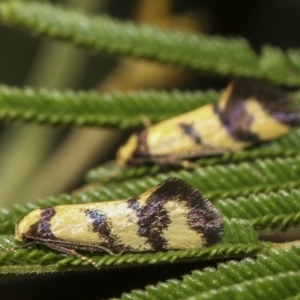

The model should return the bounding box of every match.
[67,249,100,270]
[43,243,101,270]
[139,114,152,128]
[92,245,118,256]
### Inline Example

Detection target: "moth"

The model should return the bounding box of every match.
[15,177,224,268]
[117,78,300,165]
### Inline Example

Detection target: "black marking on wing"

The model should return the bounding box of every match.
[129,178,223,248]
[179,123,202,144]
[215,78,300,143]
[134,130,150,157]
[229,78,300,127]
[126,130,151,165]
[152,178,223,246]
[182,185,224,246]
[214,101,260,143]
[85,209,131,253]
[128,196,171,251]
[25,207,56,241]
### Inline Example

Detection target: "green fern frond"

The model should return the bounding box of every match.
[0,2,259,79]
[186,272,300,299]
[286,294,300,300]
[86,163,165,183]
[217,189,300,231]
[84,155,300,201]
[3,155,300,234]
[0,219,265,274]
[1,2,300,85]
[260,46,300,85]
[120,246,300,300]
[190,271,300,299]
[0,85,217,128]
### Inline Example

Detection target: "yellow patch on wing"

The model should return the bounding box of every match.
[246,98,291,140]
[50,201,149,250]
[146,104,249,155]
[50,205,100,244]
[162,200,204,249]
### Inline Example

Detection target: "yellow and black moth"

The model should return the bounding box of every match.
[117,78,300,165]
[15,178,223,268]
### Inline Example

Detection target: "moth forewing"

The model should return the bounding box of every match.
[117,78,300,166]
[15,178,224,266]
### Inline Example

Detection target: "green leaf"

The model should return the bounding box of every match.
[3,155,300,235]
[0,219,265,274]
[84,155,300,202]
[119,246,300,300]
[1,2,300,85]
[0,2,259,78]
[260,46,300,85]
[217,188,300,231]
[0,85,217,128]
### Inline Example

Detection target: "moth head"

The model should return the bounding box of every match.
[15,209,43,242]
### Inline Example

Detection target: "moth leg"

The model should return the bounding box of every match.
[144,155,200,168]
[20,241,37,248]
[43,242,100,270]
[155,146,230,167]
